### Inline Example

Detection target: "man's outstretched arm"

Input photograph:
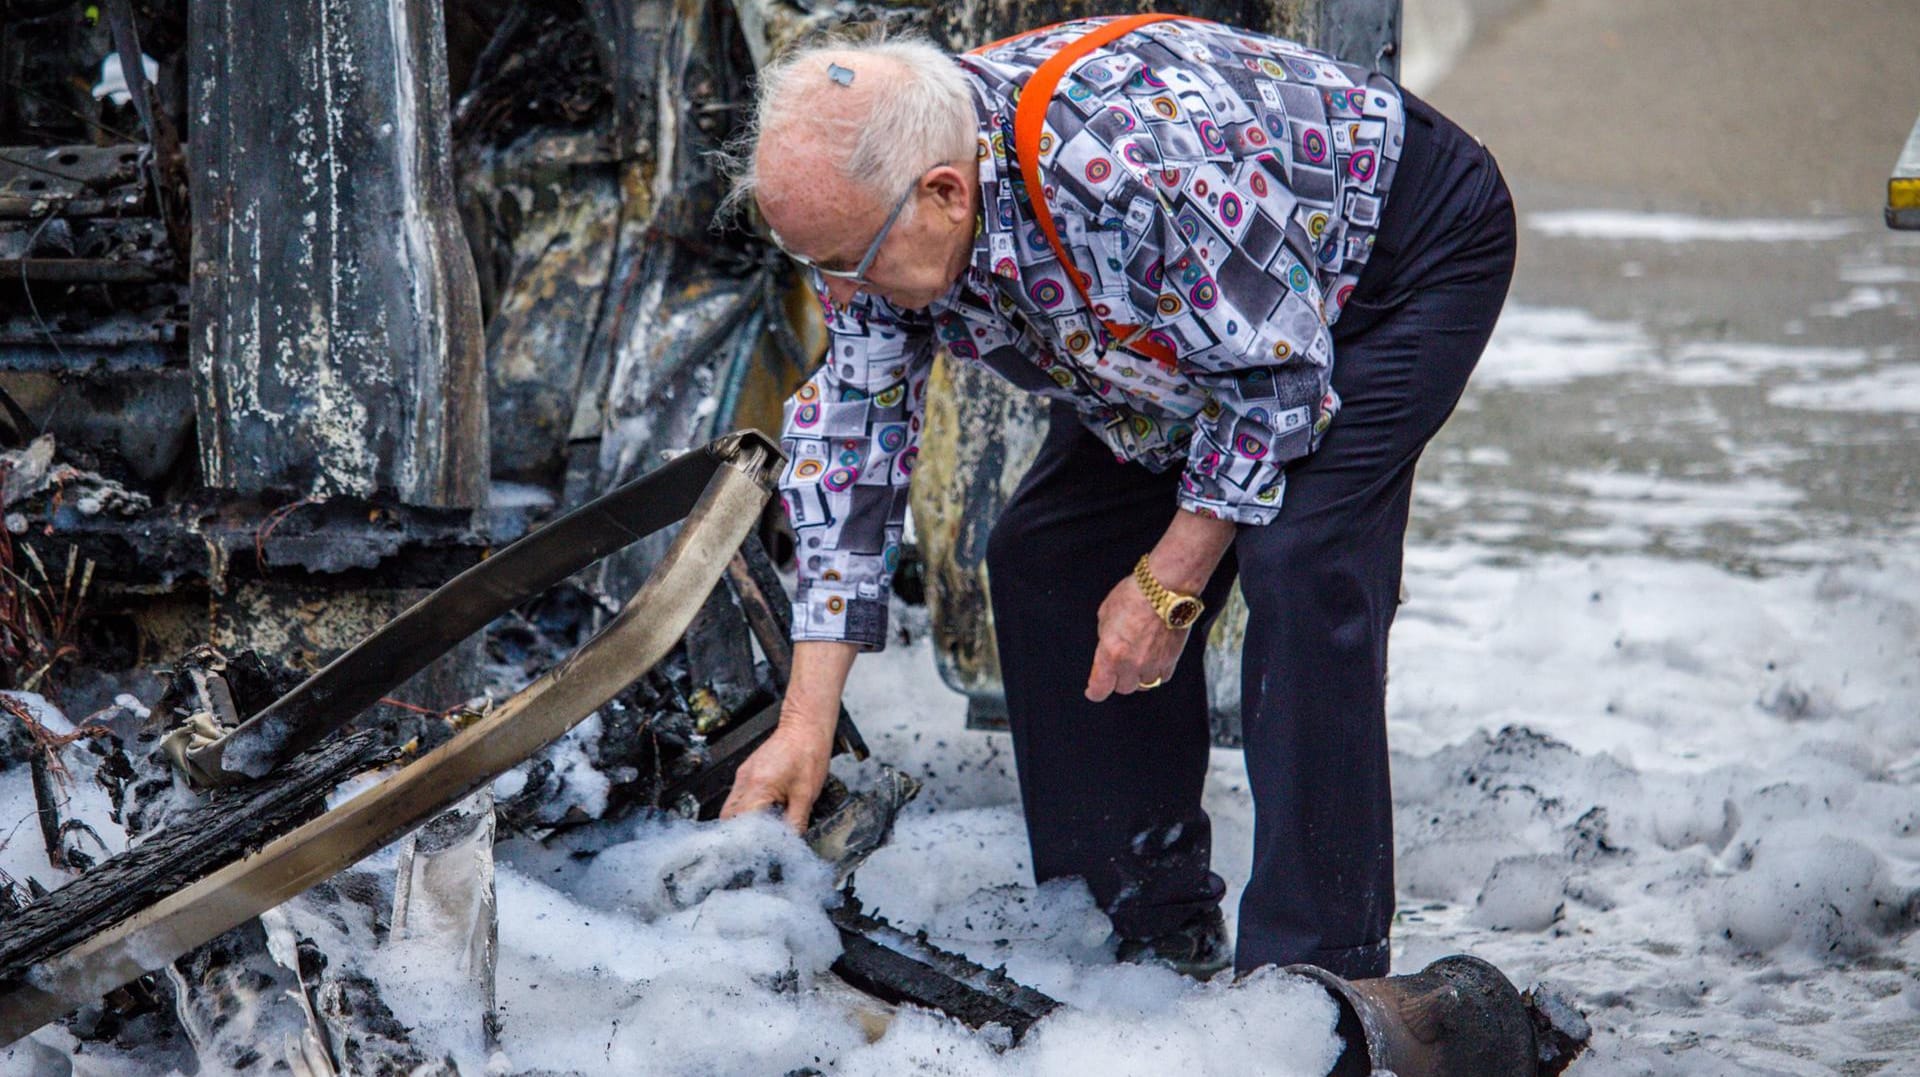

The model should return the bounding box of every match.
[719,640,859,830]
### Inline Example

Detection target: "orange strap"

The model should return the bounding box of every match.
[975,14,1200,369]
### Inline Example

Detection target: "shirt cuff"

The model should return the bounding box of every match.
[1176,477,1285,527]
[790,580,891,652]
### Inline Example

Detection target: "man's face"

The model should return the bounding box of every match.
[756,137,970,311]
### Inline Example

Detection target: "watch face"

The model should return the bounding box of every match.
[1167,597,1202,630]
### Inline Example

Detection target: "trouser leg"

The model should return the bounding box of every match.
[1232,149,1517,979]
[987,95,1515,964]
[987,409,1237,939]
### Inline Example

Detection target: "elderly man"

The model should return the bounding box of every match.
[720,14,1515,980]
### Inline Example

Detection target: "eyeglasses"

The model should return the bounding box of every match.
[766,172,923,287]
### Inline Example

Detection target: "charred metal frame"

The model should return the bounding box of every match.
[0,432,780,1043]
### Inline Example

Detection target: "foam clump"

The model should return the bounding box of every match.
[831,970,1341,1077]
[1011,968,1342,1077]
[487,814,860,1076]
[1701,827,1910,957]
[1471,854,1569,931]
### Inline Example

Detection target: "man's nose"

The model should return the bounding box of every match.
[821,276,865,305]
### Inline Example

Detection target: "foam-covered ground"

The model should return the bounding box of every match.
[5,210,1918,1075]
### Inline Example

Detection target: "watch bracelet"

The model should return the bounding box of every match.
[1133,553,1200,627]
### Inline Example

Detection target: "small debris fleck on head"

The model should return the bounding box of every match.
[827,62,855,86]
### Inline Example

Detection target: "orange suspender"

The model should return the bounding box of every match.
[971,14,1201,369]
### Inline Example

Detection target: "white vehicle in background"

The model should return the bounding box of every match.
[1891,110,1920,229]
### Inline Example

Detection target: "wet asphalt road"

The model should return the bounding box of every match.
[1403,0,1920,571]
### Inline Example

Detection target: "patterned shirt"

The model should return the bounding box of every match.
[780,16,1406,649]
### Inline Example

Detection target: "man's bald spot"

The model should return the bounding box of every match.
[754,49,916,226]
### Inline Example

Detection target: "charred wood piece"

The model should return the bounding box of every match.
[828,893,1061,1044]
[0,730,394,988]
[27,747,64,871]
[0,693,113,871]
[0,874,32,924]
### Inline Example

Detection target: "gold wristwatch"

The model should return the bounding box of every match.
[1133,554,1205,631]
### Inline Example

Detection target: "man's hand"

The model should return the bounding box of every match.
[720,720,834,830]
[1086,578,1190,701]
[719,640,858,831]
[1085,510,1237,702]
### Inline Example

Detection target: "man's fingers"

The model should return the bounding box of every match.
[1087,645,1145,702]
[1107,648,1142,696]
[782,791,815,833]
[721,760,782,820]
[720,783,769,820]
[1085,648,1114,701]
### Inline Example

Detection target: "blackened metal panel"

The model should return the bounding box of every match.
[1318,0,1401,77]
[188,0,487,507]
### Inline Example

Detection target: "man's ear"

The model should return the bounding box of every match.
[923,164,973,225]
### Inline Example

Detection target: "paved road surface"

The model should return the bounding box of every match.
[1400,0,1920,568]
[1414,0,1920,215]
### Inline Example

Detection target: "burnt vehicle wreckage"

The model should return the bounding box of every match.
[0,0,1588,1071]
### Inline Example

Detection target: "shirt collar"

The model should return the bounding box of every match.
[959,62,1024,284]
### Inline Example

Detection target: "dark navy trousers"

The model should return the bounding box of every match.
[986,92,1516,979]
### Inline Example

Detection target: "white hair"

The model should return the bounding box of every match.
[721,29,976,217]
